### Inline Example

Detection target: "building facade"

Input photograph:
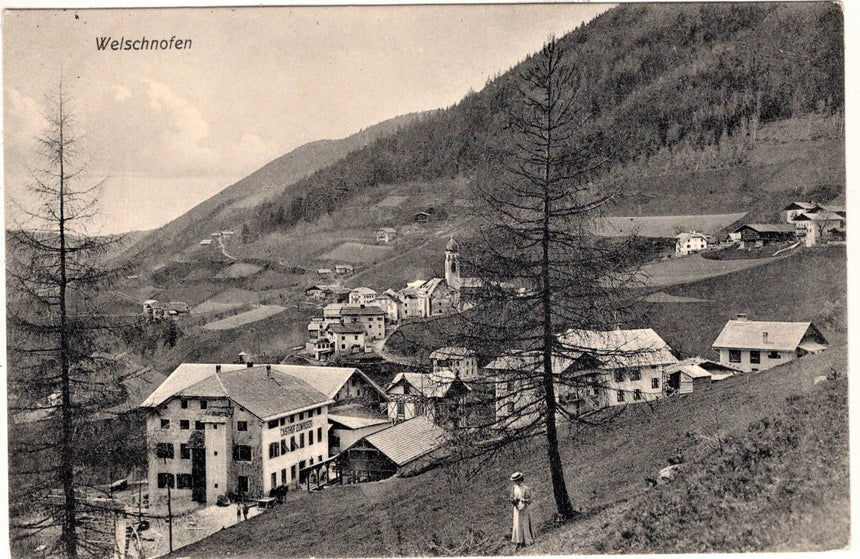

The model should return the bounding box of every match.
[712,316,828,372]
[141,364,333,505]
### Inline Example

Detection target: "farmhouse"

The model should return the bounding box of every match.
[732,224,797,248]
[675,231,709,256]
[376,227,397,243]
[489,329,679,424]
[140,363,333,504]
[339,416,447,483]
[781,201,818,223]
[792,211,845,246]
[712,315,828,372]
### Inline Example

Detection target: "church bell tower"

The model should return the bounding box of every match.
[445,237,461,290]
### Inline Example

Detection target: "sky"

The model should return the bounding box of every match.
[3,4,612,235]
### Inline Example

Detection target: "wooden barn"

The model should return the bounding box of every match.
[339,416,446,483]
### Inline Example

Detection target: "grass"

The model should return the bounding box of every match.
[319,242,393,263]
[169,344,847,558]
[638,252,785,287]
[202,305,287,331]
[641,246,846,359]
[593,212,747,238]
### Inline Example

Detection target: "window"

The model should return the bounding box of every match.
[291,465,297,480]
[156,443,174,459]
[157,473,175,488]
[180,420,189,430]
[768,351,781,359]
[506,402,514,414]
[271,472,277,488]
[233,445,251,461]
[280,417,286,426]
[506,380,514,391]
[729,350,742,363]
[180,444,190,459]
[750,351,761,364]
[269,442,280,459]
[281,439,287,454]
[177,474,193,489]
[414,402,424,416]
[281,469,287,485]
[237,476,248,494]
[614,371,624,382]
[317,427,322,442]
[194,420,205,430]
[291,436,296,451]
[633,389,642,401]
[300,433,305,448]
[237,421,247,431]
[160,418,170,429]
[299,412,303,420]
[651,378,660,389]
[181,399,188,409]
[592,387,600,396]
[317,408,322,416]
[309,430,314,445]
[309,457,314,466]
[290,415,295,424]
[616,390,625,403]
[630,370,641,381]
[200,400,207,410]
[396,402,405,417]
[268,420,278,429]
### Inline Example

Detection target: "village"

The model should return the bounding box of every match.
[103,197,841,557]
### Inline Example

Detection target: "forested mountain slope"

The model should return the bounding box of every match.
[124,3,842,271]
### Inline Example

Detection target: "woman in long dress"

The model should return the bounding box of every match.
[509,472,535,548]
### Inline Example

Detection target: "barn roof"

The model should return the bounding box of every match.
[484,351,575,374]
[712,320,825,351]
[782,201,816,211]
[363,416,446,466]
[328,404,390,430]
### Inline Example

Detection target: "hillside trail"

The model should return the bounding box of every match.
[217,236,237,260]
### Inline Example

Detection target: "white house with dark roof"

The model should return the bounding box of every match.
[376,227,397,243]
[140,363,333,504]
[385,371,474,425]
[349,287,378,306]
[712,316,828,372]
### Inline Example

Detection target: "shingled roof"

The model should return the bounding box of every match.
[363,416,447,466]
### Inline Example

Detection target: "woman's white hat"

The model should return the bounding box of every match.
[510,471,524,482]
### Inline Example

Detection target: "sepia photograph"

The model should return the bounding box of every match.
[2,2,848,558]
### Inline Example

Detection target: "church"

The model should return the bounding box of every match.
[396,237,481,319]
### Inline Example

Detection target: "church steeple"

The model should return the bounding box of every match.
[445,237,460,290]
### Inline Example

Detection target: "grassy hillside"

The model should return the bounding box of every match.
[170,345,847,557]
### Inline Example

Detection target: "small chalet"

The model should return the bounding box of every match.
[339,416,447,483]
[199,239,213,246]
[732,224,797,248]
[376,227,397,243]
[675,231,709,256]
[335,264,354,275]
[414,211,430,223]
[712,316,828,372]
[385,371,476,427]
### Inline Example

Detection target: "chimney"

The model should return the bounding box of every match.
[736,313,748,321]
[216,364,221,373]
[763,331,769,344]
[266,364,272,378]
